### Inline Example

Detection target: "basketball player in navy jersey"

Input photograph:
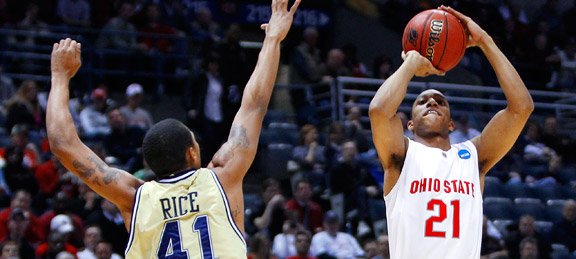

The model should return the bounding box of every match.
[368,6,533,259]
[47,0,301,257]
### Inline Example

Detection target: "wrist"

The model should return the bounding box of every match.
[263,36,283,45]
[51,73,71,82]
[477,34,494,50]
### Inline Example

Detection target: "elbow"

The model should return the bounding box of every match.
[47,128,75,156]
[514,99,534,117]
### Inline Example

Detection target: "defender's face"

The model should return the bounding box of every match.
[409,90,453,136]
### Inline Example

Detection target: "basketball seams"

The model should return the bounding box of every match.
[419,11,435,59]
[436,12,449,70]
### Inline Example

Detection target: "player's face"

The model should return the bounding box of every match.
[409,89,454,138]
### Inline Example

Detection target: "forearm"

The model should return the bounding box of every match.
[369,62,416,118]
[240,36,282,112]
[254,203,276,229]
[47,75,80,151]
[479,37,534,114]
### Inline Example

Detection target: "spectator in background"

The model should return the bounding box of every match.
[521,121,561,179]
[56,0,90,27]
[376,235,390,259]
[4,80,44,133]
[189,7,223,52]
[85,199,128,255]
[119,83,153,130]
[77,225,122,259]
[96,1,141,51]
[0,190,43,244]
[551,199,576,252]
[285,179,324,233]
[93,241,118,259]
[79,88,110,139]
[449,114,481,144]
[343,106,371,152]
[36,231,78,258]
[372,55,392,80]
[39,192,84,247]
[0,124,41,169]
[324,122,346,170]
[248,233,274,259]
[362,239,380,259]
[1,145,38,196]
[35,155,67,199]
[0,240,19,259]
[328,140,378,237]
[547,38,576,92]
[0,66,15,107]
[519,237,539,259]
[319,48,350,83]
[287,230,315,259]
[481,215,507,258]
[342,43,368,78]
[8,3,49,47]
[0,209,35,259]
[504,214,551,259]
[254,178,288,240]
[138,3,179,53]
[310,210,364,259]
[289,27,323,126]
[540,116,575,164]
[292,124,326,188]
[184,54,230,165]
[103,106,145,173]
[216,24,249,103]
[272,220,298,259]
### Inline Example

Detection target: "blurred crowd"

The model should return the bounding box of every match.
[0,0,576,258]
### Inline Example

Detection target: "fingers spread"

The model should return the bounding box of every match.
[53,43,59,52]
[290,0,302,14]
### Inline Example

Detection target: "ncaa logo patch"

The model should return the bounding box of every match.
[458,149,471,159]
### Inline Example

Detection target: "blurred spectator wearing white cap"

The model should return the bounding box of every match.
[79,87,111,139]
[310,210,365,259]
[119,83,153,130]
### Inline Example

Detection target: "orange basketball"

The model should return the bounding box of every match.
[402,9,467,72]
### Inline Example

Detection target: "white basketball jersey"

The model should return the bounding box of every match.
[385,140,483,259]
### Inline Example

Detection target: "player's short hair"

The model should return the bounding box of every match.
[142,119,193,178]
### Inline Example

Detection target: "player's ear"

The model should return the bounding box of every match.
[187,146,199,166]
[407,120,414,131]
[448,120,455,132]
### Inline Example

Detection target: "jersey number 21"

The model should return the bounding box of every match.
[158,215,214,258]
[425,199,460,238]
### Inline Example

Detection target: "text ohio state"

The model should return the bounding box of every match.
[409,178,476,198]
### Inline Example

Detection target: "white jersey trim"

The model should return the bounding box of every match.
[158,169,197,183]
[125,185,143,255]
[208,169,247,249]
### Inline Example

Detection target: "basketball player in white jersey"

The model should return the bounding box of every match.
[46,0,301,257]
[368,6,533,259]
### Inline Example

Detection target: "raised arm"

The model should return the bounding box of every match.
[209,0,301,185]
[369,51,441,195]
[47,39,143,215]
[441,6,534,175]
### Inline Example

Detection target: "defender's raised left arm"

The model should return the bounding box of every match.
[441,6,534,174]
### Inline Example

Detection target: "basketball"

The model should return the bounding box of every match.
[402,9,467,72]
